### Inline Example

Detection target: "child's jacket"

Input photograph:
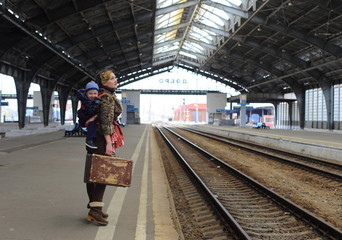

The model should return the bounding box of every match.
[76,89,100,127]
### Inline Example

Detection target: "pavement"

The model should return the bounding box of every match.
[0,122,72,138]
[0,123,179,240]
[1,121,340,240]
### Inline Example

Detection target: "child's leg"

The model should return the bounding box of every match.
[85,121,97,149]
[87,121,97,140]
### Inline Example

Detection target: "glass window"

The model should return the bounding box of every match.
[154,0,245,70]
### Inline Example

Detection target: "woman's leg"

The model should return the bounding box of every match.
[86,183,95,208]
[87,184,108,225]
[94,184,106,202]
[86,135,109,225]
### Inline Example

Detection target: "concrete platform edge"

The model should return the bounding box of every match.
[150,126,183,240]
[194,125,342,163]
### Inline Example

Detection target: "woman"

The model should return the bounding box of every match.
[86,69,122,226]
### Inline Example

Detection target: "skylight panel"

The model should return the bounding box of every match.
[155,45,179,54]
[183,41,204,53]
[153,0,249,69]
[190,26,211,39]
[157,0,186,8]
[190,36,211,45]
[164,30,177,39]
[156,9,183,29]
[167,15,183,26]
[189,30,211,44]
[155,33,166,41]
[155,31,176,43]
[201,15,223,28]
[227,0,242,7]
[196,27,217,39]
[179,51,197,59]
[202,5,230,22]
[213,0,242,7]
[198,6,224,28]
[156,14,169,26]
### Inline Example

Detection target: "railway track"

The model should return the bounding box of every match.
[156,125,342,240]
[171,126,342,229]
[179,127,342,181]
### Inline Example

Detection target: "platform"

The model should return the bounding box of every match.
[1,123,341,240]
[0,124,179,240]
[192,124,342,163]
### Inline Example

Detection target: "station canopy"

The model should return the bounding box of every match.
[0,0,341,95]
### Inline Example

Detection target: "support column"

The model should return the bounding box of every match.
[40,84,56,127]
[239,94,247,127]
[13,72,31,129]
[58,87,71,125]
[40,79,57,127]
[272,102,278,128]
[121,92,127,124]
[287,101,293,129]
[286,84,305,130]
[240,105,246,127]
[322,85,334,130]
[296,90,305,130]
[70,94,79,124]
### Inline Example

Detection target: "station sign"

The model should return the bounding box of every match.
[216,109,233,113]
[233,106,254,111]
[159,78,187,84]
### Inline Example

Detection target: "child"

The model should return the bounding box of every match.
[76,81,100,149]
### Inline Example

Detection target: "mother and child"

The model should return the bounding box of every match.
[76,69,125,225]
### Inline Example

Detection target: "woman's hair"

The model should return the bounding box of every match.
[96,69,113,85]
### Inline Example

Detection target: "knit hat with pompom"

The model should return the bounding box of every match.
[85,81,99,92]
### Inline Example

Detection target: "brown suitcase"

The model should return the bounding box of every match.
[84,154,133,187]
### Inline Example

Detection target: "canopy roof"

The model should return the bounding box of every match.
[0,0,341,95]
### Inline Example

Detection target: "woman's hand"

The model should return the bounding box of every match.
[104,135,113,156]
[105,142,113,156]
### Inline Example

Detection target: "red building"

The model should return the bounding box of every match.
[173,103,206,122]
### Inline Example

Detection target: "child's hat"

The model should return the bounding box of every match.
[85,81,99,92]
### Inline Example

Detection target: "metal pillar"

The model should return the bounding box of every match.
[70,95,79,124]
[272,102,278,128]
[240,105,246,127]
[287,101,293,129]
[40,85,55,127]
[296,90,305,130]
[58,87,71,125]
[13,74,31,129]
[322,85,334,130]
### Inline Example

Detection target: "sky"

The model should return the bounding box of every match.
[0,74,40,94]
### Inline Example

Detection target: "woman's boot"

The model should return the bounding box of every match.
[101,210,109,218]
[87,202,108,226]
[87,183,108,218]
[87,202,108,218]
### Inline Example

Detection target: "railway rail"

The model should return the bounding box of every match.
[179,127,342,181]
[156,125,342,240]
